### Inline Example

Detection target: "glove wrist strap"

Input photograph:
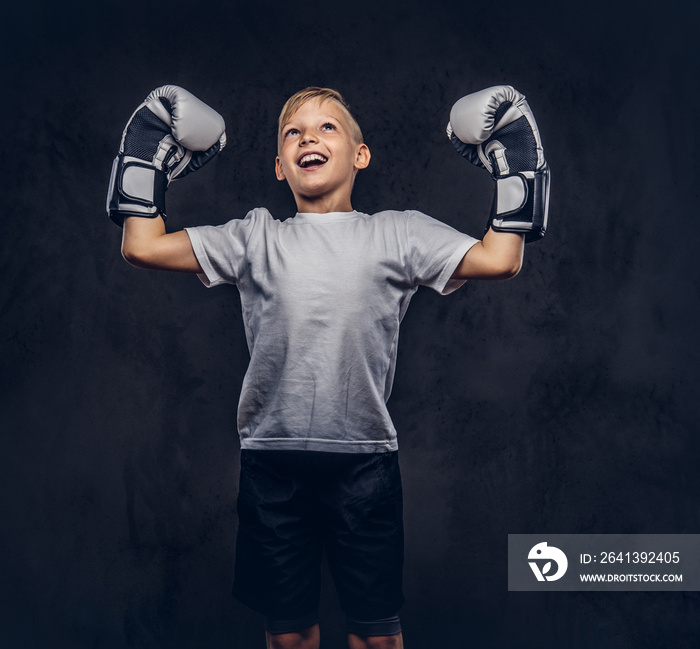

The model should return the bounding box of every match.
[486,163,550,243]
[106,155,168,227]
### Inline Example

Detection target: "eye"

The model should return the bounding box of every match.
[284,127,300,137]
[321,123,336,131]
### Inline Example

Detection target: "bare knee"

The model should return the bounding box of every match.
[266,624,320,649]
[348,632,404,649]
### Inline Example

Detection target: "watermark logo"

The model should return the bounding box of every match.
[528,542,568,581]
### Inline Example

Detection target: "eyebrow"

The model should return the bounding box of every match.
[289,114,340,124]
[282,114,343,133]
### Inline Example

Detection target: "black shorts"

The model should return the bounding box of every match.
[232,449,404,632]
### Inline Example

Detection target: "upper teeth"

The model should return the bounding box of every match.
[300,154,327,166]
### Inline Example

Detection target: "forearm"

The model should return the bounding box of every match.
[452,228,524,280]
[121,216,203,273]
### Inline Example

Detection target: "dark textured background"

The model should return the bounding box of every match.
[2,0,699,647]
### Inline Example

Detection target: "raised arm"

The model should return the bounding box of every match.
[106,85,226,273]
[121,217,202,273]
[451,228,523,280]
[445,85,550,280]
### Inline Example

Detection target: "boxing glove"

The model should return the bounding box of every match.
[446,85,549,242]
[107,85,226,227]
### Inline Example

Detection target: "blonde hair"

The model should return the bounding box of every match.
[277,87,364,146]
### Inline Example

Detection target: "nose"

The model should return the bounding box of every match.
[300,129,317,145]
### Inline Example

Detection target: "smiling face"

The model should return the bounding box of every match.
[275,96,370,213]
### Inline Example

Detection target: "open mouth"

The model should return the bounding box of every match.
[298,153,328,169]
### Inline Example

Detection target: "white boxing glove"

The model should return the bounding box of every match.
[446,85,550,242]
[107,85,226,227]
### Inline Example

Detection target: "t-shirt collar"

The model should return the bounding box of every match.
[292,210,361,223]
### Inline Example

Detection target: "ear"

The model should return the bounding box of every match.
[275,156,286,181]
[354,143,371,171]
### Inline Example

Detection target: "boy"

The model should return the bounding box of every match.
[108,84,549,649]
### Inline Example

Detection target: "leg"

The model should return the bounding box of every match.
[266,623,321,649]
[320,453,406,647]
[348,631,404,649]
[233,451,323,646]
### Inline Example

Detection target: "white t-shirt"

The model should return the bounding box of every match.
[185,208,477,453]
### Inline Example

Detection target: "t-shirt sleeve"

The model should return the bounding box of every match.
[404,210,479,295]
[184,208,265,287]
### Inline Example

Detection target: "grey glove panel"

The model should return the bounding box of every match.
[147,85,227,151]
[448,85,524,144]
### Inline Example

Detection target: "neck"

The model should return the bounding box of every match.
[294,193,354,214]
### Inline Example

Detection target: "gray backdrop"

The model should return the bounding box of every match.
[2,0,699,647]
